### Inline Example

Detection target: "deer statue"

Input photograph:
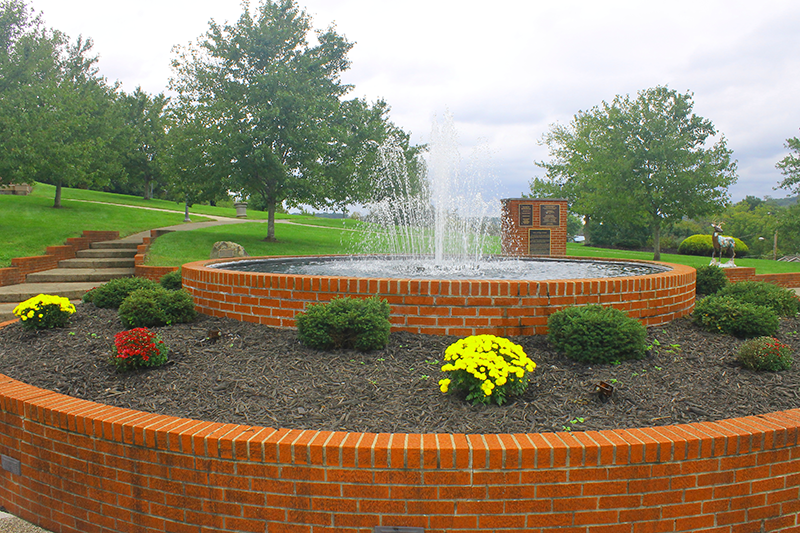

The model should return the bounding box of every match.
[710,223,736,267]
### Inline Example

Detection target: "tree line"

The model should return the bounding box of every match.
[0,0,422,241]
[531,85,800,260]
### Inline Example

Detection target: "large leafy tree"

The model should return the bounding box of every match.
[119,87,169,200]
[0,0,126,207]
[534,86,737,260]
[776,134,800,193]
[170,0,399,240]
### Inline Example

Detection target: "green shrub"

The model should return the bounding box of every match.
[118,287,197,328]
[693,295,779,337]
[159,270,182,290]
[678,234,749,257]
[296,296,391,352]
[737,336,793,371]
[717,281,800,317]
[547,305,647,364]
[695,265,729,295]
[90,277,159,309]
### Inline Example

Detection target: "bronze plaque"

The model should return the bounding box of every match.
[540,204,560,227]
[529,229,551,255]
[519,204,533,226]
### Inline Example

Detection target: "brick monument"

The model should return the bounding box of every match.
[501,198,568,257]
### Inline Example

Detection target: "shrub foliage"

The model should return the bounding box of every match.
[118,287,197,328]
[693,295,779,337]
[737,337,793,372]
[716,281,799,317]
[678,234,749,257]
[547,305,647,364]
[88,277,160,309]
[159,270,183,290]
[695,265,729,295]
[296,296,391,352]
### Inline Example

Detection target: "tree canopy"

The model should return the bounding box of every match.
[776,135,800,194]
[533,86,738,260]
[170,0,407,240]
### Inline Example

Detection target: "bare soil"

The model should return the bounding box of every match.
[1,304,799,434]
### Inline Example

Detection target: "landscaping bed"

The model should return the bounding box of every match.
[1,304,799,434]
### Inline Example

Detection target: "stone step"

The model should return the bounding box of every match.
[0,281,101,304]
[26,268,135,283]
[91,240,143,250]
[58,257,136,269]
[76,248,138,259]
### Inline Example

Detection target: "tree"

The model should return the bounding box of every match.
[170,0,398,240]
[0,0,126,206]
[776,135,800,193]
[119,87,168,200]
[534,86,738,260]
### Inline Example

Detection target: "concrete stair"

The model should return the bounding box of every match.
[0,235,143,322]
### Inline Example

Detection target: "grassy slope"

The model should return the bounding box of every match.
[0,188,212,268]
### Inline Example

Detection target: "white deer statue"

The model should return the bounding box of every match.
[710,223,736,267]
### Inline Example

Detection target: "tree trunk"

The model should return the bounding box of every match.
[652,218,661,261]
[53,181,63,208]
[265,200,277,242]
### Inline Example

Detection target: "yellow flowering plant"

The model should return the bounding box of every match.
[12,294,76,330]
[438,335,536,406]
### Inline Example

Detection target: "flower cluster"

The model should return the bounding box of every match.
[112,328,169,371]
[13,294,76,330]
[439,335,536,406]
[737,336,793,372]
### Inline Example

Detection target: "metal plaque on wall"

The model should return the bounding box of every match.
[529,229,551,255]
[540,204,560,227]
[519,204,533,226]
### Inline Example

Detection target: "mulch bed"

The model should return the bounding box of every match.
[1,305,799,434]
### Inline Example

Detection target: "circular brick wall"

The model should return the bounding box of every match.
[0,375,797,533]
[181,256,696,336]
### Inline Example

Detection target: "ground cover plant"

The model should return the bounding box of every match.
[2,305,799,434]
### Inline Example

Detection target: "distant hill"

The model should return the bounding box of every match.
[771,196,798,207]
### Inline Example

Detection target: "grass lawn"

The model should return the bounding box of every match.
[0,189,211,268]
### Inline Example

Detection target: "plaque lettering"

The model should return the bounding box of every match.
[529,229,551,255]
[540,205,560,227]
[519,204,533,226]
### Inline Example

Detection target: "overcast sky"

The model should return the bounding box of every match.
[26,0,800,205]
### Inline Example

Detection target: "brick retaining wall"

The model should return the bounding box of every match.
[0,374,797,533]
[181,257,697,336]
[0,231,119,287]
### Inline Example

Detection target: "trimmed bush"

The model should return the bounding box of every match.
[159,270,182,290]
[118,287,197,328]
[693,295,779,337]
[547,305,647,364]
[695,265,729,295]
[296,296,391,352]
[678,234,749,257]
[717,281,799,317]
[737,336,793,372]
[90,277,160,309]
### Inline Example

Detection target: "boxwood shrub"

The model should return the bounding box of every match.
[716,281,799,317]
[695,265,729,295]
[296,296,391,352]
[693,295,779,337]
[547,305,647,364]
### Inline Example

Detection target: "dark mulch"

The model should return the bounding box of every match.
[1,305,799,434]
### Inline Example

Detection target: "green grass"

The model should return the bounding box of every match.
[0,191,212,268]
[565,243,800,275]
[146,222,358,266]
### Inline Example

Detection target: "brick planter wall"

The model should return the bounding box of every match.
[0,373,797,533]
[181,257,697,336]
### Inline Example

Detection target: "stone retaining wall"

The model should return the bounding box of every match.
[0,374,796,533]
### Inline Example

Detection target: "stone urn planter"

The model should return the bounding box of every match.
[234,202,247,218]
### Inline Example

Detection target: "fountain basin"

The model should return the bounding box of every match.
[181,255,696,335]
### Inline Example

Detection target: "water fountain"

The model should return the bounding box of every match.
[181,114,696,335]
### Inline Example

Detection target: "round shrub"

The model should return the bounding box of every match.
[737,337,793,372]
[90,277,160,309]
[159,270,182,291]
[439,335,536,406]
[695,265,729,295]
[118,287,197,328]
[678,234,749,257]
[296,296,391,352]
[717,281,800,317]
[118,287,169,328]
[547,305,647,364]
[693,295,779,337]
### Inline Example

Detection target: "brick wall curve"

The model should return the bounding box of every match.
[181,256,696,336]
[0,375,797,533]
